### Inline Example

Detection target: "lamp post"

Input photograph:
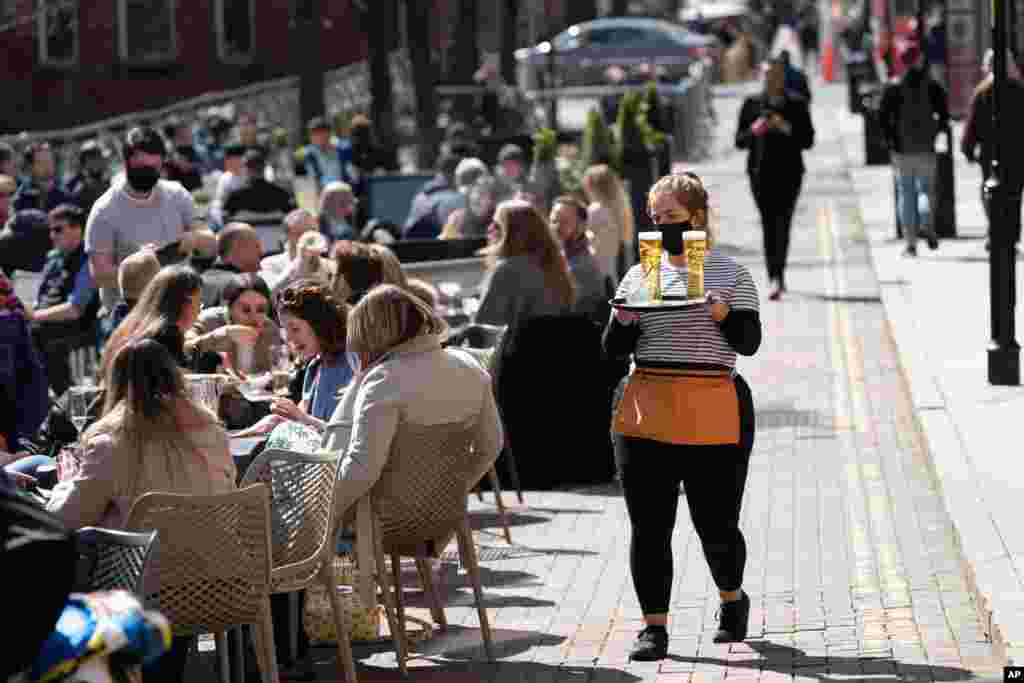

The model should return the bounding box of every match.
[985,0,1021,385]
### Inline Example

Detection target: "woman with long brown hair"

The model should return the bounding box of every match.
[48,338,235,681]
[101,264,258,382]
[474,199,576,329]
[582,163,636,282]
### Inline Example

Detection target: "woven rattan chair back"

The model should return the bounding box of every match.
[124,484,273,636]
[73,527,158,598]
[240,448,341,591]
[371,420,484,553]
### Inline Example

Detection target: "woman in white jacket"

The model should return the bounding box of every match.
[323,284,503,516]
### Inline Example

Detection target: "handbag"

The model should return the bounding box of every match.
[613,367,741,446]
[303,556,383,644]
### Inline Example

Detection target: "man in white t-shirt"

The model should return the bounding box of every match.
[85,126,217,309]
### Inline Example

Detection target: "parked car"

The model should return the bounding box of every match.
[515,17,720,89]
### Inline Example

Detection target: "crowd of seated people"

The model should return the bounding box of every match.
[0,111,651,679]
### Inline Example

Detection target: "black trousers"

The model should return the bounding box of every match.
[615,374,755,615]
[751,172,803,285]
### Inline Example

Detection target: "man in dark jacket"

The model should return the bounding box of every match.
[403,153,464,239]
[961,48,1024,249]
[879,42,948,256]
[222,149,297,233]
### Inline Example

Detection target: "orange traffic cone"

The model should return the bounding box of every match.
[822,39,835,82]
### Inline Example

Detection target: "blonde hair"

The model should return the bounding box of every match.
[406,277,439,309]
[0,174,15,195]
[582,164,635,245]
[482,200,576,308]
[347,284,447,365]
[118,248,161,303]
[368,244,408,289]
[647,173,717,250]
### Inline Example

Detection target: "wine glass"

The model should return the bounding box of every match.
[67,385,100,438]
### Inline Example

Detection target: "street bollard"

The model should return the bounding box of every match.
[934,124,957,238]
[859,84,890,167]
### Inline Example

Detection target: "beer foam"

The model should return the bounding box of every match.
[638,231,662,241]
[682,231,706,240]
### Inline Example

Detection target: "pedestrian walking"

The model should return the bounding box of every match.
[736,59,815,300]
[604,173,762,661]
[961,48,1024,251]
[879,41,949,257]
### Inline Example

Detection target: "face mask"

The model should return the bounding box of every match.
[346,351,362,374]
[659,221,691,256]
[125,165,160,194]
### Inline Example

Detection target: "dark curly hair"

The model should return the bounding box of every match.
[277,281,348,360]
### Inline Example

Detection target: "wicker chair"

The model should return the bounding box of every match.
[357,419,497,673]
[240,448,356,683]
[456,346,513,545]
[444,323,523,504]
[73,527,159,599]
[125,484,279,683]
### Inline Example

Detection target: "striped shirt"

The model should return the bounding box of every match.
[615,250,760,369]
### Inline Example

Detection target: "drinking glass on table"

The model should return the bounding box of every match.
[271,345,292,394]
[68,384,101,438]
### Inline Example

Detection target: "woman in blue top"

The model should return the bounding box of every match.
[270,281,353,430]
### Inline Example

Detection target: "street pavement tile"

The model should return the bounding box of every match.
[304,81,1006,681]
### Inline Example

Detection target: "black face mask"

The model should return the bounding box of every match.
[125,165,160,194]
[659,221,691,256]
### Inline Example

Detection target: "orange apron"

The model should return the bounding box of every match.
[613,367,741,446]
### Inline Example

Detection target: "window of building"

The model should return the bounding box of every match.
[216,0,254,62]
[0,1,17,31]
[38,0,79,66]
[118,0,177,63]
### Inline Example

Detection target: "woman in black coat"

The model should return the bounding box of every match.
[736,59,815,301]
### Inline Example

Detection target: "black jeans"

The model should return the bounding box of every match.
[615,374,755,615]
[751,172,803,286]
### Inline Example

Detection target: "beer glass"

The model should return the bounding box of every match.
[638,231,663,302]
[683,230,707,299]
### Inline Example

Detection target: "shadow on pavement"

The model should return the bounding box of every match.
[664,640,978,682]
[468,510,552,530]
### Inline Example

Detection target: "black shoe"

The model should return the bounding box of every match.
[926,232,939,250]
[903,246,917,257]
[629,625,669,661]
[713,591,751,643]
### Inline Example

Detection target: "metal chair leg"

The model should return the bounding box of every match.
[372,516,408,674]
[501,445,524,504]
[456,520,495,661]
[415,555,447,629]
[487,467,513,545]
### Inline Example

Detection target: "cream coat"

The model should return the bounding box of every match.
[47,409,236,530]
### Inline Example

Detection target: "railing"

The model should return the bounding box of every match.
[0,51,415,181]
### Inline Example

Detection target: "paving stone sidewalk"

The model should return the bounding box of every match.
[265,82,1008,682]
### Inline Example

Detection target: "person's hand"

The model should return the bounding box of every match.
[270,397,305,423]
[232,413,284,438]
[218,324,260,346]
[7,470,37,490]
[706,290,730,322]
[751,117,770,136]
[613,307,640,325]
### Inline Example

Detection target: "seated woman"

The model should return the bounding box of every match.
[239,281,352,435]
[474,199,577,330]
[187,273,281,428]
[188,272,280,376]
[47,338,235,682]
[323,284,503,514]
[101,264,257,380]
[331,240,408,305]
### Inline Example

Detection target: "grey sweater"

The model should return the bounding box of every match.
[474,255,572,330]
